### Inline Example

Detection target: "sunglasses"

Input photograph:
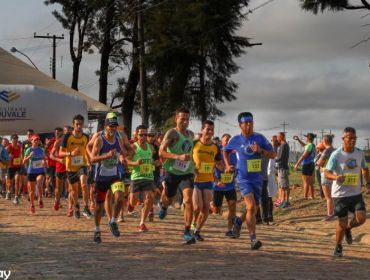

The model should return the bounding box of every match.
[138,133,148,137]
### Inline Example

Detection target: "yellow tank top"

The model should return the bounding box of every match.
[192,140,221,182]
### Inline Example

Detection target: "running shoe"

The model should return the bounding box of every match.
[127,204,135,213]
[158,204,167,220]
[5,192,11,200]
[67,208,73,217]
[38,200,44,209]
[345,228,353,245]
[53,200,60,211]
[82,207,93,219]
[108,221,120,237]
[148,211,154,222]
[13,196,19,205]
[117,217,125,223]
[251,239,262,250]
[183,231,196,245]
[225,230,236,238]
[139,223,148,232]
[93,231,102,244]
[74,207,81,219]
[333,244,343,257]
[29,205,35,215]
[231,216,243,238]
[194,231,204,241]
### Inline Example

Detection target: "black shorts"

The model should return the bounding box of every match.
[164,173,194,198]
[213,189,237,208]
[334,194,366,218]
[67,167,88,185]
[47,166,56,178]
[20,166,28,176]
[302,163,315,176]
[131,179,154,193]
[28,173,45,182]
[56,171,67,180]
[95,178,121,203]
[7,167,22,180]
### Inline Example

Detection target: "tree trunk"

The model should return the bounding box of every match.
[71,59,81,90]
[198,58,207,122]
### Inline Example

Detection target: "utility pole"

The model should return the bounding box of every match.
[281,121,289,133]
[34,33,64,79]
[138,0,148,126]
[320,129,327,142]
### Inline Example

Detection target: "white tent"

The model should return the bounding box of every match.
[0,47,111,134]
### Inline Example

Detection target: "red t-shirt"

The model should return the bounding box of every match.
[46,138,57,167]
[7,143,22,168]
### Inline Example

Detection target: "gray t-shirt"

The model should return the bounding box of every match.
[275,142,289,170]
[261,155,269,181]
[326,147,367,198]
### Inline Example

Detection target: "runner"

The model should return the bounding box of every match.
[324,127,370,257]
[49,127,67,211]
[211,133,238,238]
[316,134,335,221]
[294,133,316,199]
[192,120,222,241]
[159,107,196,244]
[23,135,46,214]
[90,114,125,243]
[6,134,23,204]
[224,112,275,250]
[126,125,155,232]
[45,131,58,198]
[59,114,93,219]
[0,137,9,198]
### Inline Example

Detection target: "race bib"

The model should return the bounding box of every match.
[32,160,44,169]
[100,158,118,177]
[71,156,84,166]
[173,160,190,172]
[13,158,21,165]
[343,173,359,187]
[111,181,125,193]
[247,159,262,172]
[200,162,213,174]
[221,173,234,184]
[140,164,153,174]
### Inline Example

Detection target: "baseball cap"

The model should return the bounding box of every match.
[30,134,40,141]
[105,112,119,126]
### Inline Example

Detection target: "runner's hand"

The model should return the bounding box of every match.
[136,159,143,165]
[177,154,190,161]
[336,175,345,183]
[251,141,261,153]
[225,165,234,173]
[107,149,117,158]
[71,148,79,156]
[217,182,225,188]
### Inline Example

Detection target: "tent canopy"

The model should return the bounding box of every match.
[0,47,111,119]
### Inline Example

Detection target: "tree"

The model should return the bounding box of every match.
[299,0,370,14]
[145,0,253,129]
[45,0,96,90]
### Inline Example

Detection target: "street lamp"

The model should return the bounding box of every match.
[10,47,39,70]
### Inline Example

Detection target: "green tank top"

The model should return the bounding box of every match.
[131,142,154,181]
[163,130,194,175]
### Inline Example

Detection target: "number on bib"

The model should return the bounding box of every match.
[221,173,234,184]
[343,173,359,187]
[111,181,125,193]
[173,160,190,172]
[247,159,262,172]
[13,158,21,165]
[32,160,44,169]
[200,162,213,174]
[71,156,84,166]
[140,164,153,174]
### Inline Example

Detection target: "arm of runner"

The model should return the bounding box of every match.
[49,139,64,164]
[124,144,141,166]
[23,149,33,164]
[87,132,99,159]
[159,129,190,161]
[223,150,233,173]
[251,141,276,159]
[90,137,114,163]
[122,133,134,158]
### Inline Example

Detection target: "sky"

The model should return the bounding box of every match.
[0,0,369,150]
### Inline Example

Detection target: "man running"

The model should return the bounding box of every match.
[126,125,155,232]
[192,120,222,241]
[324,127,369,257]
[224,112,275,250]
[159,108,196,244]
[6,134,23,204]
[59,114,93,219]
[90,114,125,243]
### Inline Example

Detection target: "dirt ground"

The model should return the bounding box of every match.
[1,192,370,280]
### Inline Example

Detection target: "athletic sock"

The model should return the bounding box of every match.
[95,226,100,232]
[250,234,256,241]
[110,217,116,223]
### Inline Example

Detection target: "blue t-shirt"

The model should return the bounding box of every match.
[225,132,273,183]
[25,147,45,174]
[214,150,237,191]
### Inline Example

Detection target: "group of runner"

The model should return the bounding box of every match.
[0,108,369,257]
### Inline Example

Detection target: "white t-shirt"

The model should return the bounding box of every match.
[326,147,367,198]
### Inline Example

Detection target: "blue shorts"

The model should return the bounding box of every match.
[194,181,214,190]
[239,180,262,204]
